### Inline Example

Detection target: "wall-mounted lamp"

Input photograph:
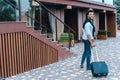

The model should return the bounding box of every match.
[114,11,116,14]
[32,0,39,6]
[66,5,72,9]
[103,10,106,13]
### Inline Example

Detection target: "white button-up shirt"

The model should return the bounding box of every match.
[82,22,94,40]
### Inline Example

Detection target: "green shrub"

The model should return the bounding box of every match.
[47,33,53,38]
[59,33,74,42]
[118,26,120,30]
[98,30,107,35]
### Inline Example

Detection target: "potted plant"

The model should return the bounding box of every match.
[97,30,107,39]
[58,33,74,47]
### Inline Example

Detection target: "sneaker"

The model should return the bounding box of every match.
[80,65,84,68]
[87,66,91,70]
[87,68,91,70]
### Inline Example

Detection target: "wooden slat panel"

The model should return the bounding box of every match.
[0,31,58,78]
[27,34,30,70]
[8,33,13,76]
[10,33,15,76]
[31,36,34,69]
[29,35,33,69]
[22,33,26,71]
[34,38,37,68]
[45,45,48,65]
[34,37,37,68]
[37,41,39,67]
[36,39,39,67]
[27,33,30,70]
[42,43,45,65]
[24,32,27,71]
[37,39,40,67]
[25,32,29,71]
[5,34,10,76]
[13,33,18,75]
[47,46,50,64]
[18,32,22,73]
[20,32,24,72]
[39,40,42,67]
[0,35,2,77]
[2,34,7,77]
[45,44,47,65]
[41,42,43,65]
[16,32,21,73]
[0,34,4,77]
[38,40,41,67]
[47,46,49,65]
[32,37,35,69]
[15,32,19,74]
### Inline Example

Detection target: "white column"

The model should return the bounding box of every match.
[61,9,64,33]
[78,9,81,40]
[105,13,107,30]
[93,12,99,36]
[48,8,56,41]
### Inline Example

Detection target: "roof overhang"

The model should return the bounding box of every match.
[38,0,116,12]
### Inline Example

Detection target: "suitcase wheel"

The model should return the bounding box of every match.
[92,73,108,77]
[103,73,108,76]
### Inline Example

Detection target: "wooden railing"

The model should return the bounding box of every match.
[0,22,58,78]
[35,0,76,49]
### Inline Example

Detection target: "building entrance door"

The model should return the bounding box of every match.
[64,9,78,41]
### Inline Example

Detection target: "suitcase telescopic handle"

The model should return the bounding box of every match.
[91,46,100,62]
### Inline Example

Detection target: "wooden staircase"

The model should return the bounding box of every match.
[0,22,73,78]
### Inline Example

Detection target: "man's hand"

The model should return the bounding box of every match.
[87,35,95,48]
[90,43,95,48]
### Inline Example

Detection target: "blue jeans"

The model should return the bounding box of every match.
[81,40,91,70]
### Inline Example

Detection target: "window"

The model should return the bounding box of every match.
[104,0,114,5]
[0,0,17,21]
[91,0,114,5]
[91,0,102,2]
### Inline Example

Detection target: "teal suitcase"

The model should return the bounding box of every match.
[91,47,109,77]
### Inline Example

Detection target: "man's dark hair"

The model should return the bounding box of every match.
[86,9,94,18]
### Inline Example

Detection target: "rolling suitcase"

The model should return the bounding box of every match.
[91,47,109,77]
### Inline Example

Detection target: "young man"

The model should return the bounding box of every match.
[80,9,95,70]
